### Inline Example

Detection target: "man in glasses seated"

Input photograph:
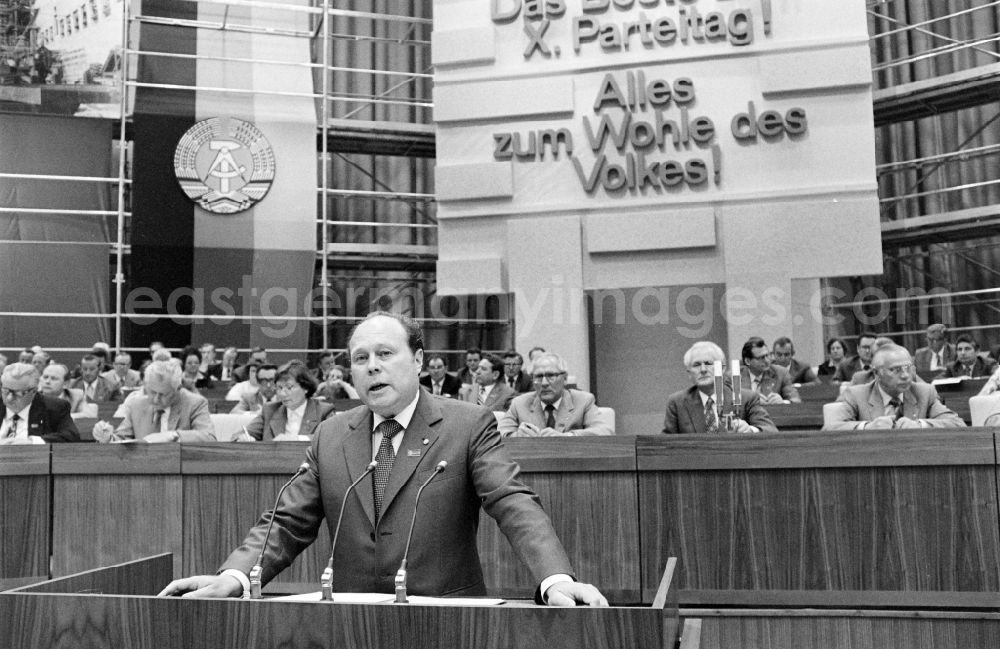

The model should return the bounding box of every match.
[498,352,614,437]
[0,362,80,444]
[823,344,964,430]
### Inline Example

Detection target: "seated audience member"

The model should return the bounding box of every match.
[0,363,81,443]
[771,337,817,384]
[39,363,93,416]
[226,362,261,401]
[817,337,848,378]
[944,335,997,379]
[70,354,121,404]
[242,361,335,441]
[217,346,238,383]
[31,350,50,375]
[463,353,516,411]
[232,347,267,383]
[231,364,280,413]
[180,345,214,393]
[832,331,878,382]
[848,336,900,385]
[199,343,220,380]
[93,360,215,443]
[0,353,7,374]
[101,352,142,391]
[456,347,482,386]
[418,354,462,397]
[502,351,534,393]
[822,344,964,430]
[315,364,359,401]
[91,343,114,373]
[740,337,801,403]
[312,351,337,382]
[498,352,614,436]
[663,341,777,434]
[913,323,955,376]
[18,349,34,364]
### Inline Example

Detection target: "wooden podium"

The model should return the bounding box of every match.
[0,555,689,649]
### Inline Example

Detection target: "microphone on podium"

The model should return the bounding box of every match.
[321,460,379,601]
[249,461,310,599]
[395,460,448,603]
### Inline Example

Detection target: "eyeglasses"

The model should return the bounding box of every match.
[257,378,276,385]
[275,382,300,392]
[1,387,36,399]
[532,371,565,383]
[884,363,913,376]
[503,361,522,367]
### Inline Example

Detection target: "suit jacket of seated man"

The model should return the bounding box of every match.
[70,375,120,404]
[785,358,817,385]
[0,392,81,443]
[245,397,336,441]
[419,372,463,398]
[230,390,277,415]
[662,385,778,434]
[497,388,614,436]
[913,343,956,374]
[462,380,516,412]
[822,381,965,430]
[218,392,573,598]
[503,370,534,394]
[101,368,142,391]
[740,364,801,402]
[114,388,216,442]
[944,356,998,379]
[832,355,869,382]
[850,368,925,386]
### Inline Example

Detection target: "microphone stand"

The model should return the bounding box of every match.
[249,461,309,599]
[394,461,447,603]
[321,460,379,601]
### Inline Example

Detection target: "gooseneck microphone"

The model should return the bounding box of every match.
[395,460,448,603]
[249,461,310,599]
[321,460,379,601]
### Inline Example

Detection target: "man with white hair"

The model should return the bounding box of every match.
[0,363,80,443]
[663,341,777,434]
[823,344,964,430]
[93,360,215,443]
[498,352,613,436]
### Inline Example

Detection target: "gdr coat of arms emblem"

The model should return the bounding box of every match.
[173,117,276,214]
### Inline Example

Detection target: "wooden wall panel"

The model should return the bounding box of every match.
[695,612,1000,649]
[0,475,49,580]
[477,471,641,603]
[182,474,331,587]
[640,465,1000,603]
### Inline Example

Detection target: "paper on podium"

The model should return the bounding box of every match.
[269,592,505,606]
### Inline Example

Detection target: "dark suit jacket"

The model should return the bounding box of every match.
[0,393,80,443]
[662,385,777,434]
[69,375,120,404]
[219,392,573,596]
[944,357,998,379]
[419,373,463,398]
[503,371,534,393]
[833,355,869,382]
[741,365,800,402]
[245,398,336,441]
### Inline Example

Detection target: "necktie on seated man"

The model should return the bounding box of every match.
[704,397,718,433]
[887,397,903,419]
[477,386,486,406]
[153,408,165,432]
[4,414,19,438]
[373,419,402,520]
[544,404,556,429]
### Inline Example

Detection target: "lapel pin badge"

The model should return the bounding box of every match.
[407,449,421,457]
[421,438,429,445]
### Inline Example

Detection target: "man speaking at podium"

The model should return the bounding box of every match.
[160,312,607,606]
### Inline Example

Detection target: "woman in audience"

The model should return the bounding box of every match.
[180,346,213,393]
[240,361,336,441]
[817,337,848,377]
[226,362,260,401]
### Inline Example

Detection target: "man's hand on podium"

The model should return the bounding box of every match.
[158,574,243,598]
[545,581,608,607]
